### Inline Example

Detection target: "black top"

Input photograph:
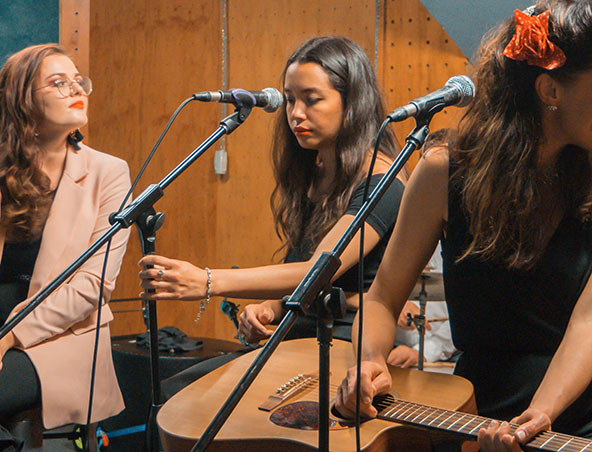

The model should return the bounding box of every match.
[284,174,404,341]
[0,239,42,326]
[442,159,592,435]
[0,192,54,327]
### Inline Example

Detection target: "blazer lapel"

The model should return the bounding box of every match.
[28,148,89,296]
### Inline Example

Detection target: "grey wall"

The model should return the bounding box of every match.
[421,1,532,61]
[0,0,59,66]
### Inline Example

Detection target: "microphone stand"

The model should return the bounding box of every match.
[191,112,436,452]
[0,102,255,452]
[136,208,166,451]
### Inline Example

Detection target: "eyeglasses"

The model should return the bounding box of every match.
[34,75,93,98]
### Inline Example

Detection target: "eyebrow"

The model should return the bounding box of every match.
[43,72,82,81]
[283,87,322,94]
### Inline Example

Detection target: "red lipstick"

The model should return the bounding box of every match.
[69,100,85,109]
[293,126,311,136]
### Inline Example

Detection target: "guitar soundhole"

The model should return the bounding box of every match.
[270,401,349,431]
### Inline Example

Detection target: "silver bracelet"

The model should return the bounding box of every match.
[195,267,212,324]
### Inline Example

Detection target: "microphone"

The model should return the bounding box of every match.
[193,87,283,113]
[387,75,475,122]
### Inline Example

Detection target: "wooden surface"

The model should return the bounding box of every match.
[381,0,471,167]
[59,0,89,76]
[157,338,476,452]
[77,0,472,341]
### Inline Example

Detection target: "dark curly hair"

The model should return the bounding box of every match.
[451,0,592,269]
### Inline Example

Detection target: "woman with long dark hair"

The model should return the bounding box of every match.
[139,36,405,344]
[0,43,130,440]
[336,1,592,450]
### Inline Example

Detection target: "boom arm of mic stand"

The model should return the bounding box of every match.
[0,105,253,342]
[191,120,432,452]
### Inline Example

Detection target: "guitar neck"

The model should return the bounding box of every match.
[375,395,592,452]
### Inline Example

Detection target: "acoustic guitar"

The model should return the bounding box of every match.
[157,338,477,451]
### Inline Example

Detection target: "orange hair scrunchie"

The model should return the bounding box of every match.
[502,9,566,70]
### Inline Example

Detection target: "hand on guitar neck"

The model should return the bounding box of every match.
[335,360,554,452]
[477,408,551,452]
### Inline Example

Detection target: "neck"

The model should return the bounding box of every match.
[316,146,337,180]
[37,131,70,188]
[537,114,566,171]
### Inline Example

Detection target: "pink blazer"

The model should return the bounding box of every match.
[2,144,131,429]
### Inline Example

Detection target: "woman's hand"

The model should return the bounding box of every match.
[387,345,420,368]
[138,255,208,301]
[238,303,276,344]
[397,300,431,331]
[478,408,551,452]
[0,332,17,371]
[334,360,392,419]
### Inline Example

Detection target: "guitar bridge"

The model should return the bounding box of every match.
[258,373,318,411]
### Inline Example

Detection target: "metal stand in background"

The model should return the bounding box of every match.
[408,274,428,371]
[136,208,165,452]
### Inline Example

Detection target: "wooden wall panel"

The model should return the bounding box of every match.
[83,0,471,342]
[88,0,222,337]
[59,0,89,76]
[382,0,471,168]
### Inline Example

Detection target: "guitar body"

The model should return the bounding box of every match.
[157,338,477,452]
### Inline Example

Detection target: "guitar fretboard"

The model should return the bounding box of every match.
[374,395,592,452]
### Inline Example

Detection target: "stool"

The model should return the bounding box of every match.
[3,407,42,451]
[3,407,98,452]
[104,335,242,452]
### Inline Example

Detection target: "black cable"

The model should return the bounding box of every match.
[83,95,197,450]
[355,119,391,452]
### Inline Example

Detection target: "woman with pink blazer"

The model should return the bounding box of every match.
[0,44,130,433]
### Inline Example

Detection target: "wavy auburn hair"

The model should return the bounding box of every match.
[0,43,68,241]
[271,36,399,257]
[452,0,592,269]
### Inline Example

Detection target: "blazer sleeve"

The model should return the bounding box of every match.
[11,157,131,348]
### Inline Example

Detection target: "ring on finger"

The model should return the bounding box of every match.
[157,269,165,280]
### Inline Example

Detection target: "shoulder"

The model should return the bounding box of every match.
[78,143,129,171]
[420,145,450,173]
[408,145,450,189]
[77,144,131,194]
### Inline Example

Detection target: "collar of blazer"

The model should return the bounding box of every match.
[27,146,91,298]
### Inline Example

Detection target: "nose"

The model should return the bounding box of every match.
[70,80,84,96]
[288,99,306,123]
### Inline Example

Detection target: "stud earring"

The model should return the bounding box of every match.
[546,105,558,112]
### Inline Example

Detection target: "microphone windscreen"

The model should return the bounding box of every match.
[446,76,475,107]
[262,87,283,112]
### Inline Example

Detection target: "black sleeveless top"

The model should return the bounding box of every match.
[284,174,404,341]
[442,160,592,436]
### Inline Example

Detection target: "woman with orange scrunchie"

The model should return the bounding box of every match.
[335,2,592,451]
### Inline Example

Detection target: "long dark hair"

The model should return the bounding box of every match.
[452,0,592,269]
[0,43,70,241]
[271,36,399,256]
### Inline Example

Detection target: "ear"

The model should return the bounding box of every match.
[535,73,560,108]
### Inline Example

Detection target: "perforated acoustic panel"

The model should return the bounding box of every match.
[420,0,532,61]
